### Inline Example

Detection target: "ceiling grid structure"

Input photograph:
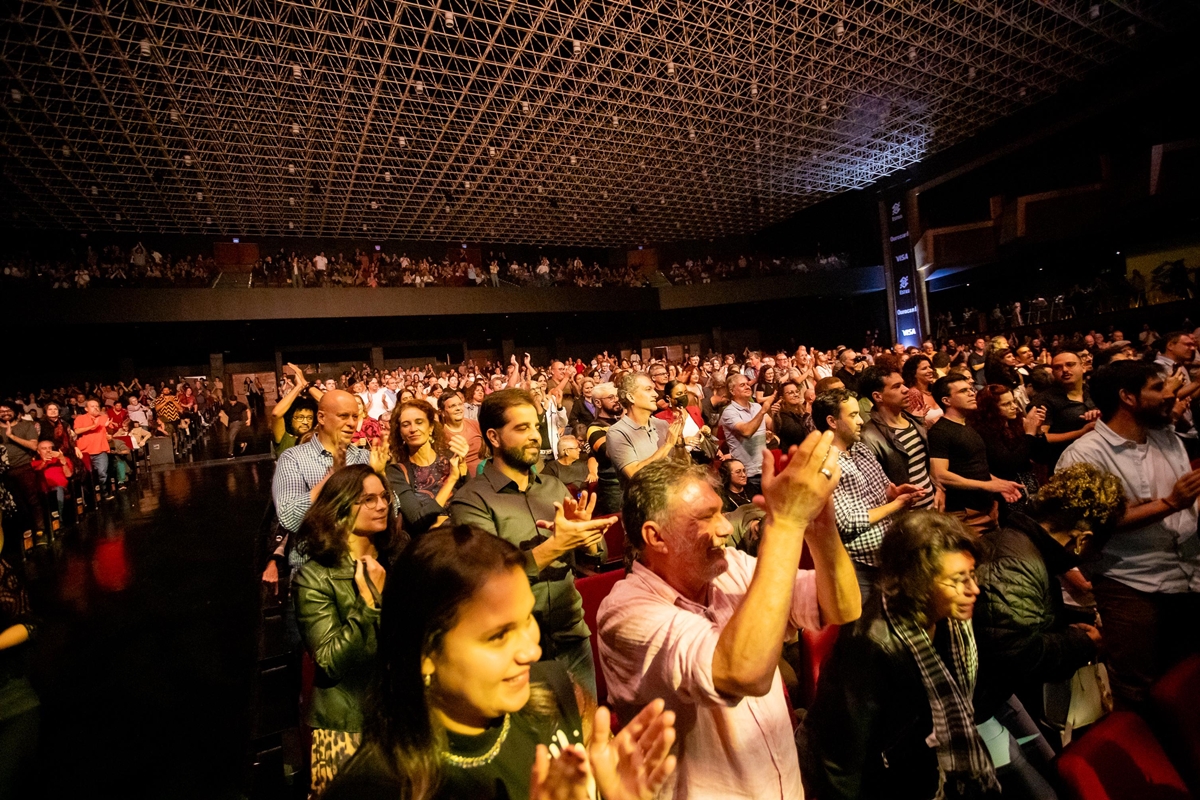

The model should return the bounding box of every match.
[1,0,1194,245]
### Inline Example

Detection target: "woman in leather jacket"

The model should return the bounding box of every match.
[294,464,398,795]
[803,511,1000,800]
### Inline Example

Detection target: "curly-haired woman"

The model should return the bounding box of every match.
[294,464,399,795]
[385,400,469,534]
[972,463,1126,799]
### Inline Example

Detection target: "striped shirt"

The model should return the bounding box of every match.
[893,424,935,509]
[832,442,896,567]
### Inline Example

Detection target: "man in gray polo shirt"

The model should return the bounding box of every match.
[606,372,683,491]
[720,373,775,497]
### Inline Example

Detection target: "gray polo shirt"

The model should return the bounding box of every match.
[450,462,594,653]
[605,414,668,486]
[720,400,767,478]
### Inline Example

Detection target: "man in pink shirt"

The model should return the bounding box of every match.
[598,431,861,799]
[74,398,114,500]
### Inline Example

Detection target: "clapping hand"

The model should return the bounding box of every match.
[887,483,926,508]
[536,502,612,552]
[589,700,678,800]
[562,490,597,522]
[756,431,840,528]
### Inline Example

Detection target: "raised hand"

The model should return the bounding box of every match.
[536,503,612,551]
[1023,405,1046,436]
[530,743,591,800]
[757,430,839,528]
[562,490,597,522]
[589,700,677,800]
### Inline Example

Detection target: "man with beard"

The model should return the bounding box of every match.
[450,388,614,696]
[1057,360,1200,707]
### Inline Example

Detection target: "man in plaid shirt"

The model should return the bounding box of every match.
[812,387,925,600]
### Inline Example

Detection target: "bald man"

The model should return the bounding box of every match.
[265,390,389,589]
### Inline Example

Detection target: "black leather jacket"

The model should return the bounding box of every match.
[293,554,382,732]
[860,410,930,488]
[803,594,998,800]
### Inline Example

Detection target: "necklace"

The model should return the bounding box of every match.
[441,713,511,769]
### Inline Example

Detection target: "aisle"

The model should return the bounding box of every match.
[21,434,275,799]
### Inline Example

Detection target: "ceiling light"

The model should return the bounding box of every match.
[488,146,496,157]
[1089,4,1101,19]
[11,89,23,103]
[384,171,391,181]
[612,115,620,126]
[444,10,455,28]
[289,222,295,229]
[521,100,530,113]
[288,163,296,174]
[62,145,70,156]
[184,154,192,165]
[463,181,472,189]
[1127,24,1136,36]
[363,224,368,231]
[413,81,425,94]
[819,99,828,112]
[754,139,761,151]
[1018,87,1026,98]
[370,201,378,209]
[196,192,204,200]
[291,122,300,134]
[750,83,758,96]
[289,197,295,206]
[968,66,977,81]
[667,60,675,76]
[834,21,844,37]
[573,40,582,55]
[399,136,408,147]
[908,46,918,62]
[205,216,212,224]
[91,186,98,196]
[140,40,152,57]
[115,214,122,221]
[688,128,696,141]
[569,155,577,165]
[292,64,302,79]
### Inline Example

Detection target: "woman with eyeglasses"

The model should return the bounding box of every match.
[294,464,399,795]
[803,511,1001,800]
[719,459,753,512]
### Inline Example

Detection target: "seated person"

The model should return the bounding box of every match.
[31,440,73,521]
[107,431,133,489]
[126,422,152,449]
[598,435,861,799]
[719,458,753,511]
[326,526,676,800]
[972,463,1125,799]
[803,511,1000,800]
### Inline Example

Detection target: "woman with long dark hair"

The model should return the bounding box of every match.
[385,400,469,534]
[903,355,941,428]
[294,464,398,795]
[971,385,1046,510]
[326,526,677,800]
[771,380,814,452]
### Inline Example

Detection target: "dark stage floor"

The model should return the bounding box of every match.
[15,420,281,800]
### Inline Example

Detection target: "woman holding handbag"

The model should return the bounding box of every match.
[294,464,399,795]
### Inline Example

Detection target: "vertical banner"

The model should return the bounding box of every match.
[879,194,924,348]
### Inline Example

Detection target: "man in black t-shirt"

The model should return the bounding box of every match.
[1030,350,1099,469]
[221,397,251,458]
[928,375,1023,534]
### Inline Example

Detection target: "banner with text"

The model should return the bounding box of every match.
[881,195,923,348]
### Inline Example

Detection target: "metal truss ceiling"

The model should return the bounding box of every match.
[0,0,1192,246]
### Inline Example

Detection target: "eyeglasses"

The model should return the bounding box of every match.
[938,573,978,593]
[356,492,391,509]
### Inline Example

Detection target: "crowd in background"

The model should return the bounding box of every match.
[3,310,1199,800]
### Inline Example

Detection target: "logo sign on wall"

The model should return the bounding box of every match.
[884,196,923,348]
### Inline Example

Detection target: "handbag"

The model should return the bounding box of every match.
[1045,662,1112,747]
[693,433,721,464]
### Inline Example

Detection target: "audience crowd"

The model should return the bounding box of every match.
[3,310,1199,800]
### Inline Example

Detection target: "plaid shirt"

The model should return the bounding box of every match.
[272,436,372,533]
[832,441,895,567]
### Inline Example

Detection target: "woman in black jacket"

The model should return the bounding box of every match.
[803,511,1000,800]
[972,463,1125,793]
[972,385,1047,513]
[294,464,398,795]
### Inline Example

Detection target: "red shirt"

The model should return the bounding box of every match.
[32,458,70,491]
[74,413,111,455]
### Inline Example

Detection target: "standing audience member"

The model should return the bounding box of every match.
[1056,360,1200,706]
[772,381,814,452]
[598,437,861,800]
[859,367,942,511]
[221,393,252,459]
[325,526,677,800]
[1155,331,1199,456]
[814,389,926,600]
[972,464,1126,799]
[972,386,1047,509]
[385,400,469,535]
[1032,351,1099,469]
[606,372,683,488]
[584,382,624,516]
[154,388,183,450]
[449,389,613,696]
[928,377,1022,534]
[719,374,774,498]
[272,363,320,456]
[803,512,999,800]
[294,465,396,794]
[72,399,114,500]
[0,402,41,523]
[438,393,482,479]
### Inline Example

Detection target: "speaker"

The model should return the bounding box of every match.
[147,439,175,465]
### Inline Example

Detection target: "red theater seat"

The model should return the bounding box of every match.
[600,513,626,567]
[1057,711,1191,800]
[1150,655,1200,796]
[576,568,624,705]
[797,624,840,709]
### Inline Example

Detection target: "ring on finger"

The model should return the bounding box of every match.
[819,467,834,480]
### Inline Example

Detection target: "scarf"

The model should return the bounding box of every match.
[883,595,1000,799]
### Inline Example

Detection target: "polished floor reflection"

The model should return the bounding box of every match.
[19,424,275,800]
